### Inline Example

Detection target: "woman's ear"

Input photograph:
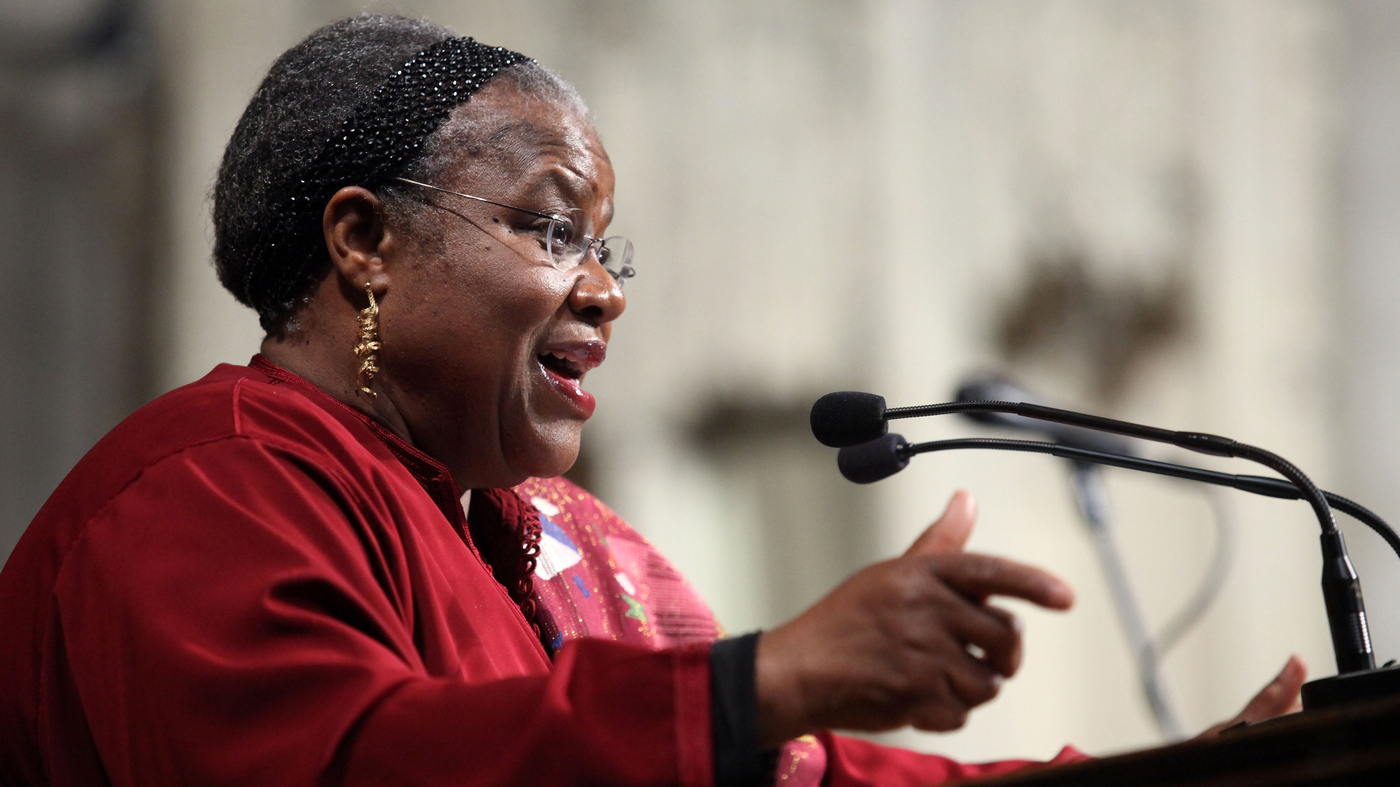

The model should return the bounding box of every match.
[323,186,393,292]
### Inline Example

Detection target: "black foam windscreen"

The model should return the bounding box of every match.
[837,433,910,484]
[810,391,888,448]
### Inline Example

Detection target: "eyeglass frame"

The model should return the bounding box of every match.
[392,177,635,284]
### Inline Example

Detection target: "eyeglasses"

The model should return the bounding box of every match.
[394,177,635,285]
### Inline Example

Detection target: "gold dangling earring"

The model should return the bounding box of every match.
[354,283,381,397]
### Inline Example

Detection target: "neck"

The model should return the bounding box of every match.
[259,303,415,451]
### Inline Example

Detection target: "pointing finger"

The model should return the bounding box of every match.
[929,553,1075,611]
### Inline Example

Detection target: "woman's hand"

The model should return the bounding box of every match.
[754,491,1075,746]
[1196,656,1308,738]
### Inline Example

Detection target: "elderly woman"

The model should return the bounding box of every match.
[0,15,1303,787]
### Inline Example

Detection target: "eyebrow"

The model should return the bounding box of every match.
[481,119,611,224]
[516,158,602,217]
[483,120,572,171]
[527,167,592,205]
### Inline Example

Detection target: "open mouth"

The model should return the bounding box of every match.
[535,342,605,417]
[535,343,606,381]
[538,350,586,380]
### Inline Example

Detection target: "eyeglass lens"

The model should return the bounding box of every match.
[546,209,635,285]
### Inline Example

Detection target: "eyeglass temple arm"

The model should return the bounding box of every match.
[396,176,612,252]
[393,177,559,223]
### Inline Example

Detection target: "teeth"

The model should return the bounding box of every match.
[540,350,583,377]
[539,344,604,374]
[544,348,592,365]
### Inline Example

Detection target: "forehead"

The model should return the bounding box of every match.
[433,80,611,201]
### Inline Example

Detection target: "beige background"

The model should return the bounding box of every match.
[6,0,1400,763]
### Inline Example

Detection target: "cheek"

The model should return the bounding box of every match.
[381,258,568,396]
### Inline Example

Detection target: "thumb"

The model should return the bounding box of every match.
[1239,655,1307,722]
[904,490,978,557]
[1198,654,1308,738]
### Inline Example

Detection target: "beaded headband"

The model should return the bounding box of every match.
[240,36,532,330]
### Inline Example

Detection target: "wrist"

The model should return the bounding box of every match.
[754,627,814,747]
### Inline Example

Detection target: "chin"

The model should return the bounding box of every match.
[505,423,583,482]
[537,453,581,481]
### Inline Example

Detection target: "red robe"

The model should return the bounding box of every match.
[0,358,1083,785]
[0,359,711,786]
[517,476,1088,786]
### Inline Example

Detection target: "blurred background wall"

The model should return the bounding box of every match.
[4,0,1400,763]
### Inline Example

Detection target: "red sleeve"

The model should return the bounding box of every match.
[49,438,712,787]
[818,730,1090,787]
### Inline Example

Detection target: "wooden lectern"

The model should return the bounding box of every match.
[970,695,1400,785]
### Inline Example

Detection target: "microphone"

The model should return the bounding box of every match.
[810,391,887,448]
[955,375,1133,456]
[837,433,908,483]
[813,391,1385,690]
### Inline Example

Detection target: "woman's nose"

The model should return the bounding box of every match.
[567,257,626,325]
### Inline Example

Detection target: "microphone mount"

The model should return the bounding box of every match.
[812,391,1392,703]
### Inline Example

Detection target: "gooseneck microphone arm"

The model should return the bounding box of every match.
[894,436,1400,561]
[887,400,1341,531]
[813,391,1377,676]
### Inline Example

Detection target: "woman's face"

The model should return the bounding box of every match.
[375,81,624,489]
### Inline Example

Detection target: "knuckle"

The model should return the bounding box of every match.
[988,621,1021,654]
[875,669,918,702]
[887,560,938,606]
[962,673,1000,705]
[914,705,969,732]
[966,555,1003,585]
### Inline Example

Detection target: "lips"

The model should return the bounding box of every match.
[535,340,606,417]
